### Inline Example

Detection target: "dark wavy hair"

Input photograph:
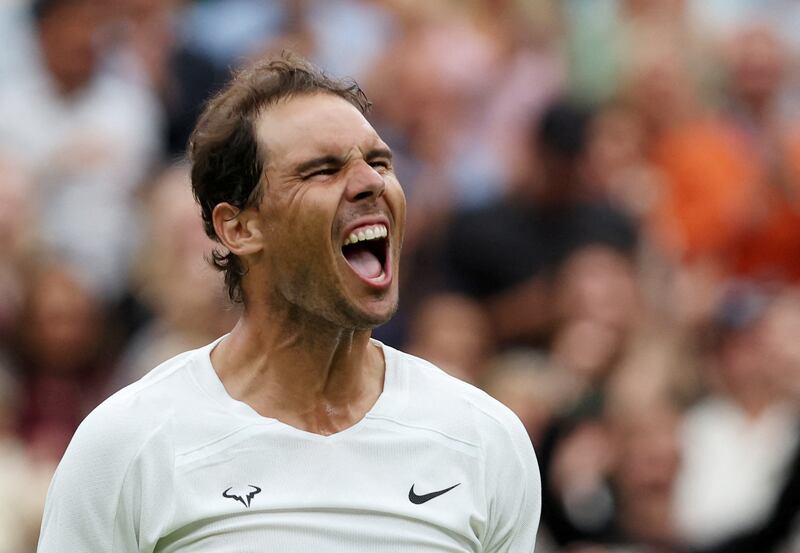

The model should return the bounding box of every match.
[189,53,371,304]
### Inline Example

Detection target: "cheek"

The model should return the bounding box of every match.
[271,203,340,282]
[387,181,407,238]
[269,188,336,240]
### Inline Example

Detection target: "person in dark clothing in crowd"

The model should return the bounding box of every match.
[442,98,637,347]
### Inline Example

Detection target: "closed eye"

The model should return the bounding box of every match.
[369,159,392,171]
[305,167,339,179]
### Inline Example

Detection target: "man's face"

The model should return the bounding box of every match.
[250,93,406,329]
[38,0,107,93]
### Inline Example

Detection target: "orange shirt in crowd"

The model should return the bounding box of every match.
[728,130,800,281]
[649,116,800,282]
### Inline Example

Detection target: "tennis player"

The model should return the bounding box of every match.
[37,54,541,552]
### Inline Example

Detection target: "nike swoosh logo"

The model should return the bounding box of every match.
[408,483,461,504]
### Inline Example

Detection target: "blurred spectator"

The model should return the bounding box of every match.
[630,22,800,284]
[405,292,492,384]
[688,0,800,56]
[693,289,800,552]
[564,0,708,106]
[537,288,691,551]
[697,435,800,553]
[673,284,800,548]
[442,99,637,347]
[179,0,289,68]
[719,24,800,282]
[113,164,237,387]
[612,34,758,269]
[538,391,618,548]
[551,246,640,351]
[648,113,758,265]
[537,371,689,552]
[607,400,684,552]
[118,0,230,156]
[583,103,664,222]
[481,349,573,445]
[0,363,52,553]
[0,156,40,352]
[304,0,397,82]
[0,0,163,299]
[476,0,566,203]
[12,260,111,462]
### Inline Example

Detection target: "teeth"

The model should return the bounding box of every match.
[343,224,388,246]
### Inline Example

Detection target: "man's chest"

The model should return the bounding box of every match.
[153,425,486,552]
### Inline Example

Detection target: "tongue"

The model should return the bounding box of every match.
[344,247,382,279]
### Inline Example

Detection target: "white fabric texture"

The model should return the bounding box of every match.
[38,339,541,552]
[673,397,799,547]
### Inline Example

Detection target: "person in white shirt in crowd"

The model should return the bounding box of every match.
[37,54,541,552]
[0,0,162,300]
[674,284,800,548]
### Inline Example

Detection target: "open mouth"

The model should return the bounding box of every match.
[341,223,389,283]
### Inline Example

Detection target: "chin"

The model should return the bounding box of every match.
[335,296,399,330]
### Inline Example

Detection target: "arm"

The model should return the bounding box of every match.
[37,401,173,553]
[483,407,542,553]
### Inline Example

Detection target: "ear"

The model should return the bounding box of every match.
[212,202,264,256]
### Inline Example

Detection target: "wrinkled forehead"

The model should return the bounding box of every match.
[253,93,386,170]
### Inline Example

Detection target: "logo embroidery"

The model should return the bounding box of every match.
[222,485,262,508]
[408,483,460,504]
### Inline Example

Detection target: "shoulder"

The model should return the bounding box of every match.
[39,350,205,551]
[383,346,541,539]
[64,343,219,472]
[43,349,204,523]
[382,346,534,457]
[64,350,197,465]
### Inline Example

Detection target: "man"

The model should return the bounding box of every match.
[0,0,162,299]
[442,99,637,347]
[37,54,541,552]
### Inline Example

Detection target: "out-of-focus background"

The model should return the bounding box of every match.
[2,0,800,551]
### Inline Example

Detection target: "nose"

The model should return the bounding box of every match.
[345,160,385,202]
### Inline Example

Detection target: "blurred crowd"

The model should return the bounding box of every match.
[1,0,800,551]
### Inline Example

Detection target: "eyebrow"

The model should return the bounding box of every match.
[293,147,393,175]
[365,147,393,162]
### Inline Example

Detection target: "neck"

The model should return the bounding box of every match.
[210,302,384,436]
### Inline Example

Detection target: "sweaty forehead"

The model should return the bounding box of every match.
[254,93,384,169]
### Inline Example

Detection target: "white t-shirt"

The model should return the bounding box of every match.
[673,396,799,547]
[38,339,541,552]
[0,6,162,299]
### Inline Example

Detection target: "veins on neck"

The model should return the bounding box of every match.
[210,308,385,435]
